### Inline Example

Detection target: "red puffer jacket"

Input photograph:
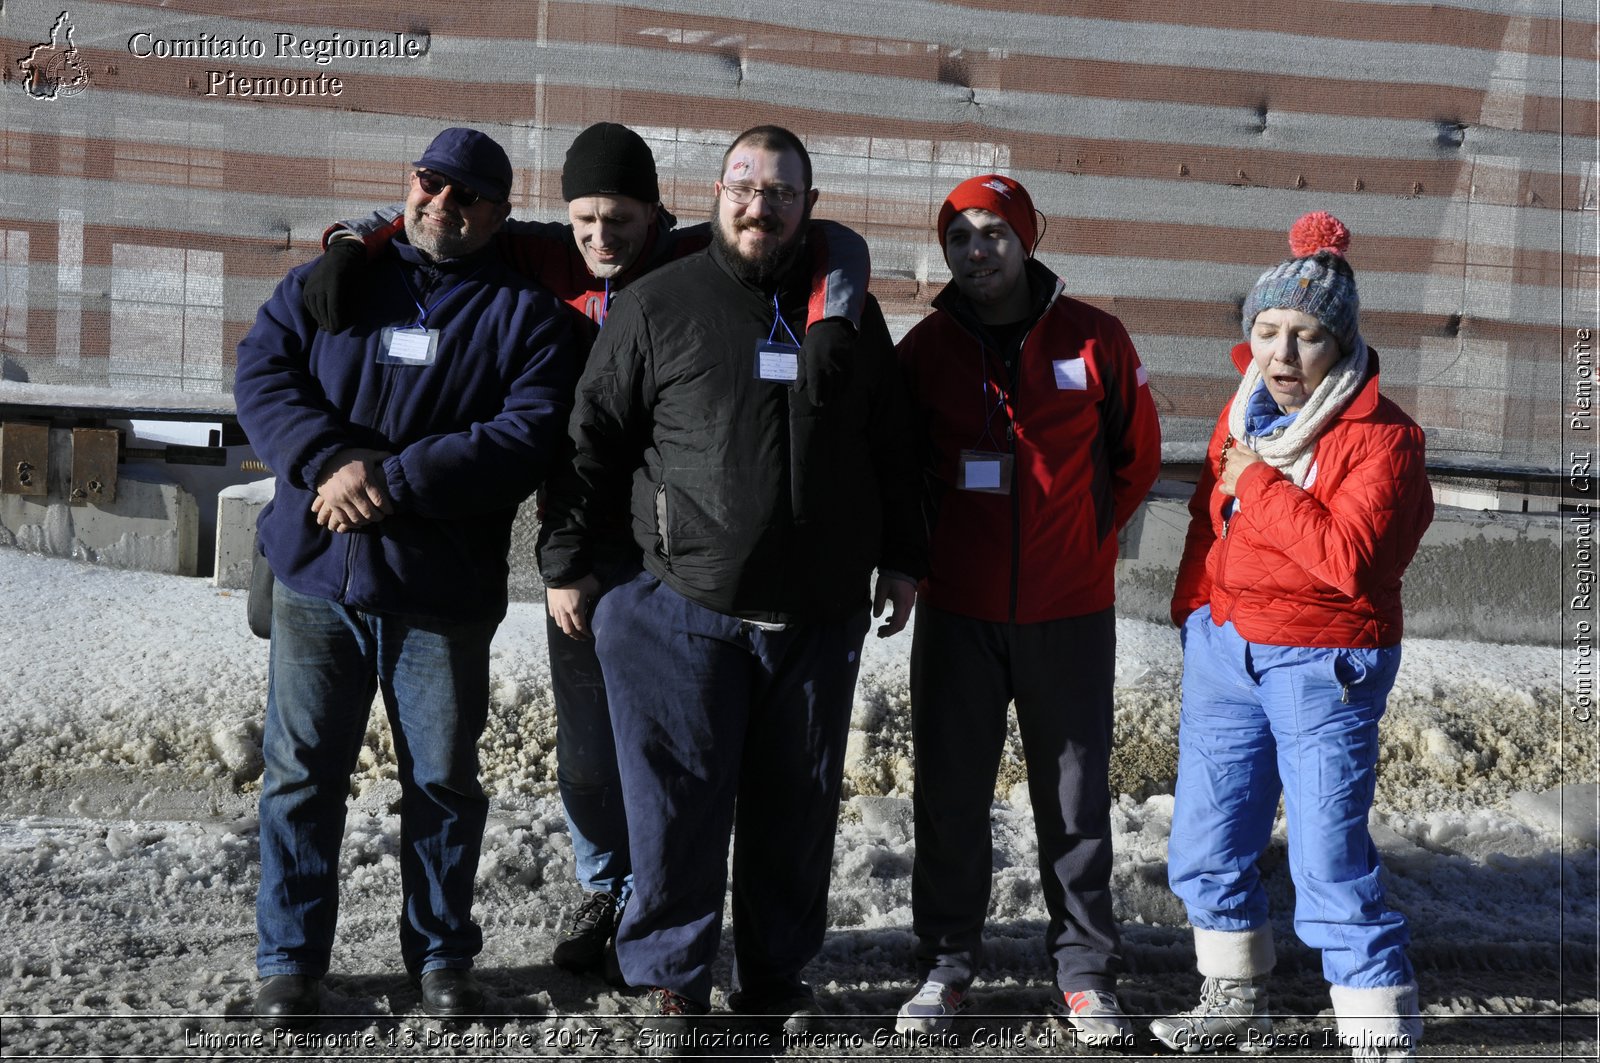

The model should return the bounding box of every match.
[1171,343,1433,648]
[899,262,1161,624]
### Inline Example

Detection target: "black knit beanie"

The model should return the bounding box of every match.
[561,122,659,203]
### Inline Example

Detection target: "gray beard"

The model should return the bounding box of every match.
[404,212,474,262]
[712,209,809,288]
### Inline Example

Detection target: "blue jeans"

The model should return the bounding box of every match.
[547,610,631,901]
[256,581,496,978]
[1169,607,1412,988]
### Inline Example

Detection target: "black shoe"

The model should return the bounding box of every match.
[638,987,710,1056]
[728,981,821,1036]
[419,968,485,1019]
[253,974,320,1031]
[602,939,629,988]
[552,890,619,974]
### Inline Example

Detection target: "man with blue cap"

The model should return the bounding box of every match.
[235,127,582,1030]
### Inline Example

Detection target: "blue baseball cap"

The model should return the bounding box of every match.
[412,127,512,203]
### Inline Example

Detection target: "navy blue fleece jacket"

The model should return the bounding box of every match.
[235,239,582,622]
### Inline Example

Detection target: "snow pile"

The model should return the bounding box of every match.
[0,551,1594,1057]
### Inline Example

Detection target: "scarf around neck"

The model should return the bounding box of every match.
[1226,337,1368,486]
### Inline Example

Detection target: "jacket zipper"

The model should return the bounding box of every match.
[656,482,671,567]
[1000,329,1030,624]
[1214,506,1232,594]
[344,312,406,605]
[340,523,358,602]
[1007,417,1020,622]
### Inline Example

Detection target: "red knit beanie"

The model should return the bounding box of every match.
[937,174,1038,252]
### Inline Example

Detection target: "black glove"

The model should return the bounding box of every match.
[797,318,856,407]
[302,238,368,333]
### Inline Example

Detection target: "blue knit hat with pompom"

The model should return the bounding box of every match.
[1242,211,1360,353]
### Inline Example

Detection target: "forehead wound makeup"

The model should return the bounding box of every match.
[724,154,754,182]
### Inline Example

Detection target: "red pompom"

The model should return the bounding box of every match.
[1288,211,1350,258]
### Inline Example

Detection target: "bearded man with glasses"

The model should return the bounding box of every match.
[235,127,583,1030]
[538,124,926,1039]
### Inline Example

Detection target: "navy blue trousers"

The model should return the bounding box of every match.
[593,570,870,1005]
[909,603,1122,993]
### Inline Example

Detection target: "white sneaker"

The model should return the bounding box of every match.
[1062,988,1135,1047]
[896,979,967,1034]
[1149,976,1272,1053]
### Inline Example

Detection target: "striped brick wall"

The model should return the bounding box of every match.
[1,0,1593,470]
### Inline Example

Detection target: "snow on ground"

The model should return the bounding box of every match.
[0,549,1595,1059]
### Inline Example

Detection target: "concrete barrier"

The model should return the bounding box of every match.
[506,499,544,605]
[0,430,198,576]
[213,478,274,589]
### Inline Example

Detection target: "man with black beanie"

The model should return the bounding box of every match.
[538,123,926,1033]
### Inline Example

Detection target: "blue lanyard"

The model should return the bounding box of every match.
[600,278,612,326]
[767,294,801,346]
[396,263,481,328]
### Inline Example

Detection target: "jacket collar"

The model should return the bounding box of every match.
[931,258,1064,345]
[1229,340,1383,420]
[393,235,500,275]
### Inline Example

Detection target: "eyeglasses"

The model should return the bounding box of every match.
[721,183,802,208]
[414,169,495,207]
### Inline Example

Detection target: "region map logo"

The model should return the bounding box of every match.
[17,11,91,100]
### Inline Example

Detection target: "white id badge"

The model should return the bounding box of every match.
[1052,357,1088,390]
[753,340,800,383]
[958,449,1013,494]
[379,326,440,366]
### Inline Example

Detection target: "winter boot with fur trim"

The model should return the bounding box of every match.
[1330,982,1422,1060]
[1150,927,1275,1054]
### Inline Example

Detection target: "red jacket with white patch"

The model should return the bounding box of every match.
[897,262,1161,623]
[1171,343,1433,647]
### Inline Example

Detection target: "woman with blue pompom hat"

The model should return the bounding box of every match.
[1153,212,1433,1060]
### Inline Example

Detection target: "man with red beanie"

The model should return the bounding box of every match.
[893,174,1161,1044]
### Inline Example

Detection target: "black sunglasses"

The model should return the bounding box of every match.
[414,169,495,207]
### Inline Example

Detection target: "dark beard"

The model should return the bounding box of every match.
[712,206,810,288]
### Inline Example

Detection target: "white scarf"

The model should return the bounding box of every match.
[1227,337,1368,486]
